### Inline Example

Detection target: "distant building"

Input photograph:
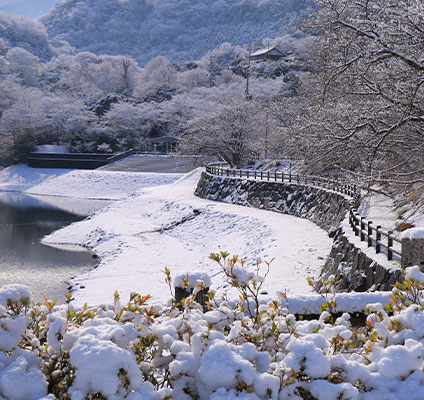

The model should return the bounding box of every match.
[250,47,284,62]
[144,136,179,153]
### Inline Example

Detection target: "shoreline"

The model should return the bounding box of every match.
[1,164,333,307]
[41,169,333,306]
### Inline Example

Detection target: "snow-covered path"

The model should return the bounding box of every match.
[42,169,333,306]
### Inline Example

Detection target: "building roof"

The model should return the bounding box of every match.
[250,46,284,57]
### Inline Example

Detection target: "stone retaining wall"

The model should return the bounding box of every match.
[322,232,402,291]
[195,172,402,292]
[195,172,352,231]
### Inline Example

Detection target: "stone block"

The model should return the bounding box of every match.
[401,238,424,269]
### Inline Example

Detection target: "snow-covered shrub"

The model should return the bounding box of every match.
[3,264,424,399]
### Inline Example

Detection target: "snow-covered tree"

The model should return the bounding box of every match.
[294,0,424,206]
[41,0,313,64]
[0,88,43,160]
[180,87,262,167]
[6,47,40,86]
[134,56,177,98]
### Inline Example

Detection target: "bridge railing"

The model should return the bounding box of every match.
[205,163,407,265]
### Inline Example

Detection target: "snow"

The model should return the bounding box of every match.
[69,334,142,399]
[341,217,402,270]
[358,192,424,238]
[0,355,47,400]
[0,316,27,352]
[2,281,423,399]
[0,284,32,308]
[40,168,333,306]
[405,266,424,283]
[357,193,399,232]
[285,336,331,378]
[198,341,256,391]
[0,164,395,311]
[0,164,181,200]
[281,291,392,315]
[4,165,424,399]
[173,272,212,289]
[401,228,424,240]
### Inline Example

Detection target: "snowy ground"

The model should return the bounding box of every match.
[0,164,181,200]
[41,169,332,306]
[3,165,424,400]
[358,191,424,230]
[0,165,332,306]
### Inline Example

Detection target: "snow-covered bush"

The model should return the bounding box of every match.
[2,260,424,399]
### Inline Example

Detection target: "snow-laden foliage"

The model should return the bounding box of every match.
[0,11,59,60]
[2,256,424,399]
[0,0,311,166]
[279,0,424,211]
[41,0,313,65]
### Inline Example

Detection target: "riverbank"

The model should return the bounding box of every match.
[0,164,182,200]
[0,164,332,306]
[41,168,332,306]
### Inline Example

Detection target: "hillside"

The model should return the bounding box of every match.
[0,11,56,60]
[41,0,313,65]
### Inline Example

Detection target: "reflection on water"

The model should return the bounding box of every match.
[0,192,111,303]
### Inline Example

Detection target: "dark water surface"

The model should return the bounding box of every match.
[0,192,111,303]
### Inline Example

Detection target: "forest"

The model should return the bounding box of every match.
[0,0,423,210]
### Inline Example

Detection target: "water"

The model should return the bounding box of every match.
[0,192,111,303]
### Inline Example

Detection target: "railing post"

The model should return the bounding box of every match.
[274,172,277,181]
[260,171,263,180]
[267,171,270,181]
[254,170,256,179]
[360,217,366,241]
[289,172,292,183]
[367,221,373,247]
[247,170,249,178]
[355,213,360,236]
[388,231,393,261]
[281,172,284,182]
[240,169,242,178]
[376,226,381,254]
[233,169,236,177]
[349,209,354,228]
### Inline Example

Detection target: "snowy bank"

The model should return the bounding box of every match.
[0,164,182,200]
[42,169,333,306]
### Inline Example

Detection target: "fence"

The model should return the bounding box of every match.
[205,163,404,265]
[348,209,401,261]
[206,163,360,199]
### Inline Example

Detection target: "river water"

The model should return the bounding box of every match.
[0,192,111,303]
